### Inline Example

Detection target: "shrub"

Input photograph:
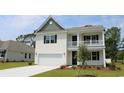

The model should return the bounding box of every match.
[6,59,9,62]
[88,66,91,68]
[110,64,116,70]
[77,65,83,68]
[106,63,111,67]
[1,61,5,63]
[117,67,121,70]
[97,67,101,70]
[106,63,116,70]
[72,66,77,70]
[28,62,32,65]
[60,65,66,69]
[21,60,24,62]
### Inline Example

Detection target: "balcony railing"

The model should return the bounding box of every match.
[67,40,104,48]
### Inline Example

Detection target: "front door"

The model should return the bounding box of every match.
[72,51,77,65]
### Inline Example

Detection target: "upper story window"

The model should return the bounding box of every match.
[44,35,57,44]
[84,35,99,44]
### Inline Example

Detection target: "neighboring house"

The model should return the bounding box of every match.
[35,16,106,67]
[16,33,36,48]
[0,40,34,62]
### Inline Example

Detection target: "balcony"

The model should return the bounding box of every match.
[67,40,104,49]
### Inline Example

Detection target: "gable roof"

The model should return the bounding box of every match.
[0,40,34,53]
[35,16,104,33]
[36,16,65,32]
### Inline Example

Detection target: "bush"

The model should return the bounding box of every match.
[60,65,66,69]
[6,59,9,62]
[72,66,77,70]
[117,67,121,70]
[97,67,101,70]
[106,63,111,67]
[88,66,91,68]
[110,64,116,70]
[21,60,24,62]
[106,63,116,70]
[28,62,32,65]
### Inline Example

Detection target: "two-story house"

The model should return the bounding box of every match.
[35,16,106,67]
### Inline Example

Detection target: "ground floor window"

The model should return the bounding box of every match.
[25,53,27,59]
[88,51,100,61]
[0,50,6,57]
[92,52,99,60]
[29,53,31,59]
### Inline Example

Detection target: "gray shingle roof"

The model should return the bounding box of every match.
[35,16,104,33]
[0,40,3,48]
[0,40,34,53]
[66,25,104,31]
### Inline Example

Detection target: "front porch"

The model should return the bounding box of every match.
[67,31,105,50]
[67,49,106,67]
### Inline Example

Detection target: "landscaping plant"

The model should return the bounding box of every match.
[77,45,90,76]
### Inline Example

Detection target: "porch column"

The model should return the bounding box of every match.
[103,48,106,67]
[77,33,80,47]
[77,33,80,65]
[102,31,105,46]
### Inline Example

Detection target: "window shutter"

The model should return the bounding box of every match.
[55,35,57,43]
[97,52,99,60]
[97,35,99,40]
[44,35,46,43]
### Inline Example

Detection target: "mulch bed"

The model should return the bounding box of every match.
[77,75,96,77]
[60,65,118,71]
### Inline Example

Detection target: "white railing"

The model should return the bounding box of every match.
[67,40,104,48]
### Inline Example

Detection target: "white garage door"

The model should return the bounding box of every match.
[38,54,64,66]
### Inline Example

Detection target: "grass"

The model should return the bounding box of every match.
[32,63,124,77]
[0,62,34,70]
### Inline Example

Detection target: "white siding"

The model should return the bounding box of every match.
[35,27,105,67]
[35,31,67,65]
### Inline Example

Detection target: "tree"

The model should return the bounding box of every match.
[116,51,124,60]
[77,45,90,66]
[16,35,24,42]
[105,27,121,62]
[77,45,90,76]
[16,33,36,48]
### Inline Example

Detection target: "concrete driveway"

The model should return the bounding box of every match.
[0,65,59,77]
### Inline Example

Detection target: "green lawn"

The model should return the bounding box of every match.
[32,63,124,77]
[0,62,34,70]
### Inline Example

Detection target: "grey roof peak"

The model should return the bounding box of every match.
[36,16,65,32]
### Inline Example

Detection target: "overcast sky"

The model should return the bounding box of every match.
[0,15,124,40]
